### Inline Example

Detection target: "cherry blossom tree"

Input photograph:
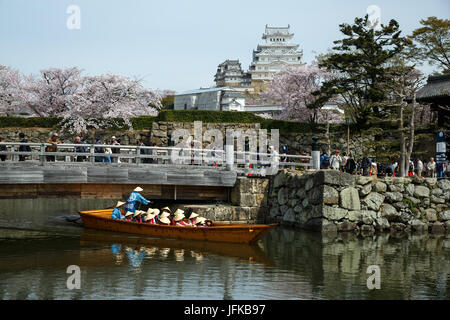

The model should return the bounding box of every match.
[1,66,162,133]
[262,62,342,123]
[0,65,27,116]
[24,67,83,117]
[62,73,162,133]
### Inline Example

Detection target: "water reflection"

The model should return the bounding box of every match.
[0,196,449,300]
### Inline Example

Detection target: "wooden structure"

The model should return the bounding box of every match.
[0,142,312,200]
[416,74,450,128]
[78,209,276,244]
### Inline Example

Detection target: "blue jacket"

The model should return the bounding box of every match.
[125,192,149,214]
[112,208,125,220]
[320,153,330,169]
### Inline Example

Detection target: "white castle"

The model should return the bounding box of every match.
[214,24,304,92]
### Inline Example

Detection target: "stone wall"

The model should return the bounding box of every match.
[267,169,450,234]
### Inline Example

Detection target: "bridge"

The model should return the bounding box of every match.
[0,142,313,201]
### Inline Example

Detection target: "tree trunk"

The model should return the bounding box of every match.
[399,101,407,177]
[406,92,416,173]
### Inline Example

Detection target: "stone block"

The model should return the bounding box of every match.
[340,187,361,210]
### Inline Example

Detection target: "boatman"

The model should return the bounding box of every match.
[125,187,150,216]
[111,201,126,220]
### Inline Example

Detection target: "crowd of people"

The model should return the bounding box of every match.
[111,186,213,227]
[318,149,449,178]
[0,132,158,164]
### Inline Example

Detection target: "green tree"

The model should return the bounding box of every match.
[161,94,174,109]
[315,15,411,125]
[408,17,450,74]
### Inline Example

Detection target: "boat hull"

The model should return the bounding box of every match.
[78,209,276,244]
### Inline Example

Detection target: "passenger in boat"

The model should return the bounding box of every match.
[125,187,150,215]
[144,208,159,224]
[124,211,134,221]
[159,211,171,225]
[133,210,145,223]
[187,212,199,226]
[173,210,188,226]
[195,217,206,227]
[158,216,171,225]
[205,219,214,227]
[111,201,126,220]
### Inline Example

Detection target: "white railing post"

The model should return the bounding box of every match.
[90,145,95,163]
[136,146,140,165]
[40,143,45,165]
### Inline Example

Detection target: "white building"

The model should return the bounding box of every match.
[248,25,303,87]
[174,87,246,111]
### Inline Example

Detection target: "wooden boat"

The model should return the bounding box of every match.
[78,209,277,244]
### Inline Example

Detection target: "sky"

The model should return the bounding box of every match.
[0,0,449,93]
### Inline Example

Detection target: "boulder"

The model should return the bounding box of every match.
[340,187,361,210]
[296,189,306,200]
[380,203,398,221]
[405,184,415,197]
[414,185,430,198]
[277,188,288,205]
[425,208,438,222]
[374,217,390,231]
[322,206,348,221]
[431,188,443,196]
[431,196,445,204]
[389,184,405,193]
[346,210,362,222]
[358,183,372,197]
[425,178,437,187]
[390,222,407,231]
[282,208,296,223]
[438,210,450,221]
[362,192,385,211]
[437,179,450,191]
[357,176,373,185]
[385,192,403,203]
[410,219,428,232]
[374,181,387,193]
[323,185,339,205]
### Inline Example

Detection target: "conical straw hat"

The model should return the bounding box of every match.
[188,212,199,219]
[159,216,171,224]
[133,187,143,192]
[174,211,185,222]
[125,211,134,217]
[160,211,170,218]
[115,201,125,207]
[161,207,171,213]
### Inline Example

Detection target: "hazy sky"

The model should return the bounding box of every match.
[0,0,448,92]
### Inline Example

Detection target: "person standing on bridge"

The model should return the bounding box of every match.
[125,187,150,216]
[18,132,31,162]
[45,133,60,162]
[0,137,7,161]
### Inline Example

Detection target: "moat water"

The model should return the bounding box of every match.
[0,198,448,300]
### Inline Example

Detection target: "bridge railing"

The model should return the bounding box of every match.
[0,142,313,175]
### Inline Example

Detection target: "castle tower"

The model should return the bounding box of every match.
[248,25,304,91]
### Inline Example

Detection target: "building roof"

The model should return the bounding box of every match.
[416,74,450,102]
[175,87,236,96]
